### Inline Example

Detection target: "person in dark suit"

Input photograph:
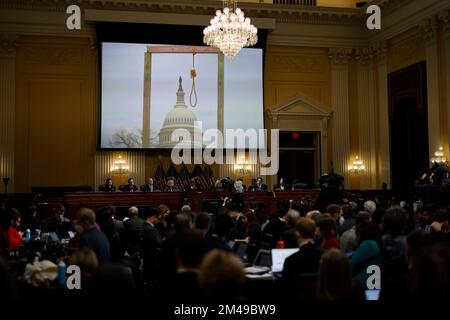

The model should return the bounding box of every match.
[282,218,323,280]
[122,178,138,192]
[141,207,163,291]
[205,213,234,253]
[44,203,72,238]
[163,177,181,192]
[141,177,159,192]
[76,208,111,263]
[99,178,115,192]
[273,177,290,191]
[123,206,145,254]
[254,177,268,191]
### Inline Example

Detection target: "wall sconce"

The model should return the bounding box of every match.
[234,156,251,175]
[431,147,446,164]
[348,156,366,175]
[111,154,129,175]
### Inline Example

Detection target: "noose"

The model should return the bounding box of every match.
[190,50,198,108]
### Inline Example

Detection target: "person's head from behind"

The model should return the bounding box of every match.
[355,221,379,245]
[408,245,450,300]
[431,209,450,231]
[53,203,65,220]
[405,230,435,267]
[383,206,408,236]
[326,204,341,223]
[174,213,193,234]
[341,204,354,220]
[364,200,377,214]
[295,217,316,245]
[198,250,245,300]
[195,212,212,236]
[318,249,353,300]
[255,203,268,225]
[69,247,99,280]
[128,206,139,217]
[142,207,160,225]
[76,208,96,232]
[306,210,321,222]
[176,229,206,271]
[285,209,300,228]
[127,178,134,186]
[213,213,234,240]
[355,211,371,225]
[316,214,338,240]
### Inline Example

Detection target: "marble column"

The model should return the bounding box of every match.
[356,48,377,189]
[374,42,391,188]
[422,16,442,158]
[329,48,352,188]
[0,34,18,192]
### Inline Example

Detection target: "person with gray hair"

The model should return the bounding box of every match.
[282,209,301,248]
[123,206,145,254]
[75,208,111,263]
[364,200,377,215]
[340,211,372,253]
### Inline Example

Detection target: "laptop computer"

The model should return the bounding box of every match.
[271,248,299,276]
[244,249,271,275]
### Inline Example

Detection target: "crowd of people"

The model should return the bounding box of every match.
[0,166,449,305]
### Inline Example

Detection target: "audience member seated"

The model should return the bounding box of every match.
[338,204,355,235]
[99,178,115,192]
[43,203,72,238]
[163,176,181,192]
[281,209,300,248]
[160,213,193,278]
[141,177,159,192]
[316,214,340,250]
[194,212,212,238]
[7,209,23,251]
[96,207,124,262]
[380,229,435,300]
[121,178,138,192]
[350,221,382,289]
[364,200,377,215]
[75,208,111,263]
[340,211,371,253]
[317,249,364,301]
[123,206,145,254]
[241,208,262,247]
[273,177,290,191]
[325,204,342,225]
[198,250,246,301]
[205,213,234,253]
[282,218,323,281]
[141,207,163,291]
[429,209,450,244]
[381,206,408,280]
[165,229,206,301]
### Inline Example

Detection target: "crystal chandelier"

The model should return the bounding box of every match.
[431,147,446,164]
[111,154,129,175]
[203,0,258,59]
[348,156,366,175]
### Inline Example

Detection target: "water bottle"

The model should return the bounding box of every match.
[25,229,31,241]
[57,260,67,287]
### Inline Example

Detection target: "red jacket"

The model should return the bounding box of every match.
[7,226,23,250]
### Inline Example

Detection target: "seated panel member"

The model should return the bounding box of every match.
[254,177,268,191]
[273,177,290,191]
[123,178,138,192]
[100,178,116,192]
[141,177,159,192]
[163,177,181,192]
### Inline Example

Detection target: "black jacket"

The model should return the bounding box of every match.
[282,242,323,280]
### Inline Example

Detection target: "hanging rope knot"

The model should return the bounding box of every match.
[190,51,198,108]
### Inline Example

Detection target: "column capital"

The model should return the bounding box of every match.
[421,16,439,46]
[0,33,20,57]
[355,47,375,67]
[439,9,450,39]
[328,47,353,66]
[373,41,389,64]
